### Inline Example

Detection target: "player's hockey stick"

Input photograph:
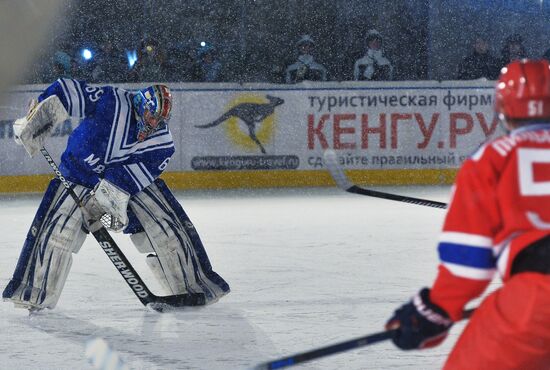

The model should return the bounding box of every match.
[40,147,206,312]
[255,308,475,369]
[323,150,448,209]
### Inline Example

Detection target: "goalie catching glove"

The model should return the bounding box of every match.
[13,95,69,157]
[385,288,453,350]
[82,179,130,232]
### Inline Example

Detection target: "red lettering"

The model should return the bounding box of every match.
[450,113,473,148]
[333,114,356,149]
[391,113,412,149]
[476,112,498,137]
[361,113,386,149]
[308,114,330,149]
[415,113,439,149]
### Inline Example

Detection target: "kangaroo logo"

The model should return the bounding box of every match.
[195,95,284,154]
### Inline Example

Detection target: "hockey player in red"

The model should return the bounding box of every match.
[386,59,550,369]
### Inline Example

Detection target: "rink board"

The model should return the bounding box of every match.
[0,168,459,193]
[0,80,496,192]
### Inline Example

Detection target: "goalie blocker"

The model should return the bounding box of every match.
[3,178,229,310]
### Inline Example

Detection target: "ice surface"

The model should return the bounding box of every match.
[0,187,498,370]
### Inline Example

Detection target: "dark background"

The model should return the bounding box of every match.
[27,0,550,83]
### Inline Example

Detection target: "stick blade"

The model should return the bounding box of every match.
[323,150,353,190]
[148,292,206,312]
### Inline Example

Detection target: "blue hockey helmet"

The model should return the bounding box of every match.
[132,84,172,142]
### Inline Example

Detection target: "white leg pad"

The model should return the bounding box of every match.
[3,180,88,310]
[129,182,229,303]
[131,232,173,294]
[145,254,173,294]
[130,231,154,254]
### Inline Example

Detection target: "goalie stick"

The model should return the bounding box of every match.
[323,150,448,209]
[255,308,475,369]
[40,147,206,312]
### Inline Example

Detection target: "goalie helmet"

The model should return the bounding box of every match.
[495,59,550,121]
[132,84,172,141]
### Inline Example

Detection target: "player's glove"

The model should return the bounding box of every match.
[13,96,69,157]
[385,288,453,350]
[82,179,130,232]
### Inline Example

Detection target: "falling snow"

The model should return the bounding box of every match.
[0,187,498,370]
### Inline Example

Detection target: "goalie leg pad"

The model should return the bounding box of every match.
[2,179,88,310]
[130,232,174,293]
[129,179,230,303]
[145,253,174,294]
[131,233,184,294]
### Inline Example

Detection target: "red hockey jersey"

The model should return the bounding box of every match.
[430,123,550,321]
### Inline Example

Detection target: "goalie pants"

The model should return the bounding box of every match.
[3,178,229,309]
[443,272,550,370]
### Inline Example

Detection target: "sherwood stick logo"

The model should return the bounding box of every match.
[99,241,148,298]
[42,149,72,188]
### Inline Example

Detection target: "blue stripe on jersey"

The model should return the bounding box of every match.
[121,93,132,145]
[58,79,73,116]
[138,162,154,183]
[124,165,145,191]
[122,141,174,157]
[71,79,84,117]
[438,242,496,269]
[125,93,133,131]
[106,89,122,162]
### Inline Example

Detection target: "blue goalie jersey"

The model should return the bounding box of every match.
[38,78,175,195]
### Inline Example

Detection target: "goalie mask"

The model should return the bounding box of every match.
[133,84,172,142]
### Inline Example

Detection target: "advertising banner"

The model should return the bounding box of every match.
[176,81,500,172]
[0,80,500,191]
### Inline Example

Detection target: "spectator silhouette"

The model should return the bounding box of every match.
[52,50,73,79]
[285,35,327,83]
[353,29,393,81]
[92,40,128,83]
[457,36,500,80]
[500,33,527,69]
[129,38,169,82]
[190,43,223,82]
[40,42,75,82]
[165,43,196,82]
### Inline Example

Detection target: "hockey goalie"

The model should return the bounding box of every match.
[2,79,230,311]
